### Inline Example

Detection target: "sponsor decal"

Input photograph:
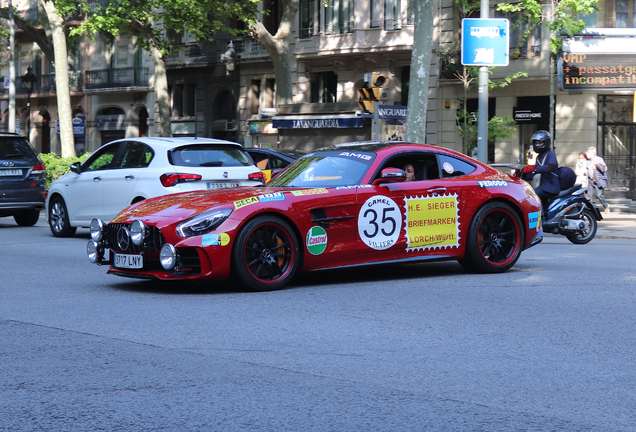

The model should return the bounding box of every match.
[202,233,231,246]
[234,196,259,210]
[338,152,372,161]
[528,211,540,229]
[291,188,329,196]
[358,196,402,250]
[258,192,286,203]
[477,180,509,188]
[306,226,328,255]
[335,185,373,190]
[443,162,455,174]
[405,194,460,251]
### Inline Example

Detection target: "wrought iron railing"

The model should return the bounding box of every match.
[84,67,149,90]
[605,155,636,193]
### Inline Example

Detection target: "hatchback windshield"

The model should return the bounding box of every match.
[268,151,376,188]
[169,145,253,167]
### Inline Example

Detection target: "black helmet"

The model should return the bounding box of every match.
[531,130,551,154]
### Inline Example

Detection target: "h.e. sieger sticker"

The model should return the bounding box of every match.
[404,194,460,251]
[202,233,231,246]
[358,195,402,250]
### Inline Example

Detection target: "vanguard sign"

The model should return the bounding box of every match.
[272,117,363,129]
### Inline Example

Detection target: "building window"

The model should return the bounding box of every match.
[496,11,542,58]
[614,0,636,27]
[300,0,316,39]
[171,84,195,118]
[310,72,338,103]
[250,80,261,115]
[401,66,410,106]
[263,79,276,108]
[325,0,354,35]
[371,0,401,29]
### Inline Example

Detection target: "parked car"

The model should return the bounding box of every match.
[246,148,306,182]
[87,141,543,291]
[0,133,46,226]
[46,137,264,237]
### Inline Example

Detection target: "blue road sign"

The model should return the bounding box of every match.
[461,18,510,67]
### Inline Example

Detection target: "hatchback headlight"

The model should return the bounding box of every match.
[130,220,147,246]
[176,208,232,238]
[90,218,105,242]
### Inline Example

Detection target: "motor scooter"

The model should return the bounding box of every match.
[492,164,603,244]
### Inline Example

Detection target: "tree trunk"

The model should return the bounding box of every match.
[40,0,75,157]
[148,41,171,137]
[249,0,298,106]
[405,0,435,143]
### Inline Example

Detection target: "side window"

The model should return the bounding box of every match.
[84,144,120,171]
[375,153,440,182]
[438,155,476,178]
[270,156,288,169]
[250,152,269,170]
[117,142,154,168]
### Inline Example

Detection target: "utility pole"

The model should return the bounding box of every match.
[8,0,16,133]
[476,0,489,163]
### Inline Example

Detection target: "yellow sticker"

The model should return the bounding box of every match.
[291,188,329,196]
[234,196,259,210]
[405,194,460,251]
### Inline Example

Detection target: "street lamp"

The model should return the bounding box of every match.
[21,66,37,141]
[220,41,238,75]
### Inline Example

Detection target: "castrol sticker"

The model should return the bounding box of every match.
[358,196,402,250]
[405,194,460,251]
[306,226,328,255]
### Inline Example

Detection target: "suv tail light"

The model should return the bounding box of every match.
[31,163,46,175]
[160,173,203,187]
[248,172,265,184]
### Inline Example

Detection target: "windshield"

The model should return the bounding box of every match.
[268,150,376,188]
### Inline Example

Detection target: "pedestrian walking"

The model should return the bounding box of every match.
[586,146,610,214]
[575,152,589,188]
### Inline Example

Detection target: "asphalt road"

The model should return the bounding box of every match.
[1,214,636,431]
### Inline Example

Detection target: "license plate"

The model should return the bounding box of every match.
[207,182,240,189]
[0,169,22,176]
[114,253,143,269]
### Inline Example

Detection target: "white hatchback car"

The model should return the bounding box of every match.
[46,137,264,237]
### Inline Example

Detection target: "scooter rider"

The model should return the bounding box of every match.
[525,131,559,214]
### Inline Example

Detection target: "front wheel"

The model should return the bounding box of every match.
[14,210,40,227]
[49,197,77,237]
[459,202,524,273]
[231,216,300,291]
[566,209,597,244]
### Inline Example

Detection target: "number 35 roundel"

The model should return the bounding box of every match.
[358,195,402,250]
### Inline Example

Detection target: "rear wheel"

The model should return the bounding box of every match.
[14,210,40,227]
[459,202,523,273]
[49,197,77,237]
[232,216,299,291]
[566,209,597,244]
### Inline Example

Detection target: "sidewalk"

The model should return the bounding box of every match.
[596,211,636,239]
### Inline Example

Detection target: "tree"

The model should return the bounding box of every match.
[405,0,435,143]
[248,0,298,106]
[1,0,77,157]
[73,0,259,137]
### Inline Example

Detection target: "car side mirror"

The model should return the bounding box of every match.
[69,162,81,174]
[372,168,406,185]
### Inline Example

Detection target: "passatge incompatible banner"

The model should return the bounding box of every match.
[559,53,636,91]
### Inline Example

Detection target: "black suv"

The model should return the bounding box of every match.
[0,133,46,226]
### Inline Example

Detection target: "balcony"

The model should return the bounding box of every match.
[0,71,83,97]
[84,67,150,92]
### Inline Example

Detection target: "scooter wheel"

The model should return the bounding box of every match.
[566,209,597,244]
[459,202,524,273]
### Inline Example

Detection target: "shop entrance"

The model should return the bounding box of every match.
[598,95,636,198]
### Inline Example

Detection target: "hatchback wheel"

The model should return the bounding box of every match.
[49,197,77,237]
[14,210,40,227]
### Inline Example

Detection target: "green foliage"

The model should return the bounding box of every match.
[456,104,517,153]
[72,0,260,56]
[496,0,599,54]
[40,152,91,189]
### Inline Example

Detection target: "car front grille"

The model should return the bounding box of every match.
[106,222,166,254]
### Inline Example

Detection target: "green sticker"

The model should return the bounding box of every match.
[306,226,328,255]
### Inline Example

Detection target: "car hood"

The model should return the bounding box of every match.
[112,186,283,226]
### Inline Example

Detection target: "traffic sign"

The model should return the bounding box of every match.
[461,18,510,66]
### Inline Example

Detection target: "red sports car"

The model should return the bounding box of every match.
[87,142,543,291]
